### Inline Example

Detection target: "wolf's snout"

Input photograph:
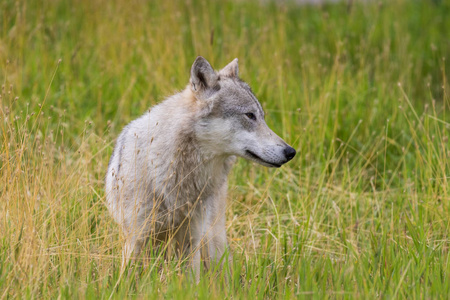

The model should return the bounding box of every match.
[283,146,296,162]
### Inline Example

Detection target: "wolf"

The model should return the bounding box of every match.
[105,56,296,280]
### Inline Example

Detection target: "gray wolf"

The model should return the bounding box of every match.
[105,56,296,280]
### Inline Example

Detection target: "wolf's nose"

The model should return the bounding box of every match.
[283,146,296,161]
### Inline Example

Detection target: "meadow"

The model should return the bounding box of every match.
[1,0,449,298]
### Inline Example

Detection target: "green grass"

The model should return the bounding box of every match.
[1,0,449,298]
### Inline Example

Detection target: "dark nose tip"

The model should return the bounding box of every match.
[283,146,296,161]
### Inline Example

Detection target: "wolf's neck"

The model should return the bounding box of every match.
[148,90,235,205]
[155,88,233,185]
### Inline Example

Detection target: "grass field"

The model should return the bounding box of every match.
[1,0,449,298]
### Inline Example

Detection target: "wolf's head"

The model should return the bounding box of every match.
[190,56,296,168]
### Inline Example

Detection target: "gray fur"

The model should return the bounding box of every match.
[105,56,296,280]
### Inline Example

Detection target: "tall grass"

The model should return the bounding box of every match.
[1,0,449,298]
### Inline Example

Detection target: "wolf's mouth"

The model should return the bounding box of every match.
[245,150,281,168]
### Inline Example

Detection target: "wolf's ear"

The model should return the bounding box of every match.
[219,58,239,78]
[190,56,218,93]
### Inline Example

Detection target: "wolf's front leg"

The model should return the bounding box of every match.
[182,217,203,283]
[208,181,232,268]
[196,181,232,276]
[203,208,232,274]
[121,235,145,273]
[179,209,228,283]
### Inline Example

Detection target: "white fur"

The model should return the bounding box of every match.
[105,57,295,281]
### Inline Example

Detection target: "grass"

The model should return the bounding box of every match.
[1,0,449,298]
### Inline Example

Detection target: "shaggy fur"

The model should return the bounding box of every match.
[105,57,296,280]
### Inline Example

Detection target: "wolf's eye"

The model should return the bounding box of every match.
[245,113,256,121]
